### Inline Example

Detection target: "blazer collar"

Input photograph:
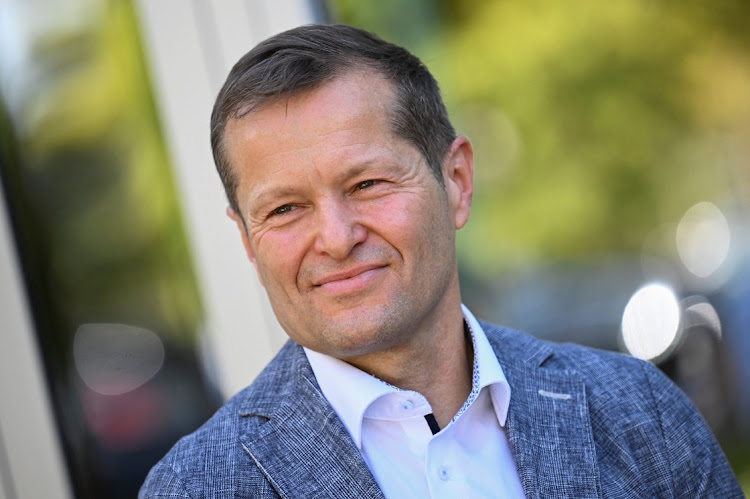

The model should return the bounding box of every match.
[483,323,602,498]
[236,341,385,499]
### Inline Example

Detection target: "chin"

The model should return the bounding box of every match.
[318,313,412,359]
[281,298,418,357]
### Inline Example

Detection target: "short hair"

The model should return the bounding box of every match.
[210,24,456,215]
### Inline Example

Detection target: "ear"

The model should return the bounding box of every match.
[226,206,265,286]
[442,136,474,229]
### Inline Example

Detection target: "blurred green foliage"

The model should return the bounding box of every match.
[332,0,750,274]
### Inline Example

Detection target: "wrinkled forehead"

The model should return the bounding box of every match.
[224,70,400,167]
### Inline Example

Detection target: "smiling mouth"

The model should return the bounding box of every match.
[314,264,387,294]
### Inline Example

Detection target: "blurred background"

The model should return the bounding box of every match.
[0,0,748,497]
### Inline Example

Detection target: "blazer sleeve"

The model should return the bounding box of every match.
[641,361,744,498]
[139,460,191,498]
[138,430,283,498]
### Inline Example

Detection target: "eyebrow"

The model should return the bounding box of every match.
[247,156,394,216]
[249,186,301,216]
[331,160,378,183]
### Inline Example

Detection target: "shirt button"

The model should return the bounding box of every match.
[438,466,450,481]
[400,399,414,411]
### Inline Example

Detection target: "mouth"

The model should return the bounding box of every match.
[313,264,387,294]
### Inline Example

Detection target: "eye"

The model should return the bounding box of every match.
[269,204,295,217]
[355,179,378,190]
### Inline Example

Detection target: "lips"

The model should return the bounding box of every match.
[313,264,386,294]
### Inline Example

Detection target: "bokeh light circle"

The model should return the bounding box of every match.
[621,283,681,361]
[676,202,730,278]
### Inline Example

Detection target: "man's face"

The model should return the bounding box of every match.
[224,71,473,360]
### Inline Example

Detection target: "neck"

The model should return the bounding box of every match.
[343,302,473,428]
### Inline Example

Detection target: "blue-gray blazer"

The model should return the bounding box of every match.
[140,323,743,498]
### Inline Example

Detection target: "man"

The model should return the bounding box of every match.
[141,24,742,498]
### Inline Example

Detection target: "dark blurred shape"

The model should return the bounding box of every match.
[0,1,219,497]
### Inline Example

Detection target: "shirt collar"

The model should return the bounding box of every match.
[462,304,511,427]
[304,348,396,448]
[304,305,511,449]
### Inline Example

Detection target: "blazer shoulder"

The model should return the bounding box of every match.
[481,320,743,497]
[549,336,742,496]
[140,398,275,497]
[140,341,304,497]
[481,320,659,392]
[483,320,696,429]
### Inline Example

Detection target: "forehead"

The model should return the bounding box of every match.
[227,70,395,142]
[223,72,406,199]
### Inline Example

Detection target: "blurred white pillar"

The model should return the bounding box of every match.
[0,185,73,499]
[134,0,316,399]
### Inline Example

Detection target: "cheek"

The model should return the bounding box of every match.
[253,231,308,285]
[361,195,432,249]
[389,195,453,260]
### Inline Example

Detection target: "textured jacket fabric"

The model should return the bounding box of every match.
[140,323,743,498]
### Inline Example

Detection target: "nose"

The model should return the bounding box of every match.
[313,198,367,259]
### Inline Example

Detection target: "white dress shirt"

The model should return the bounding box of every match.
[305,305,525,498]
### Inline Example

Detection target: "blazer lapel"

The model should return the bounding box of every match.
[237,344,385,499]
[484,324,602,499]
